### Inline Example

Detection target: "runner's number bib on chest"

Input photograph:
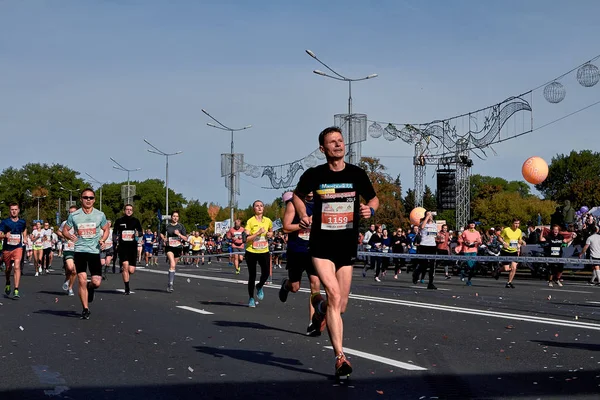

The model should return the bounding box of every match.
[168,237,181,247]
[7,234,21,246]
[122,230,135,241]
[298,228,310,241]
[78,223,97,239]
[551,246,561,256]
[252,237,268,250]
[321,201,354,230]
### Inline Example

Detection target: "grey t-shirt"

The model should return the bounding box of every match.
[165,223,186,248]
[585,234,600,258]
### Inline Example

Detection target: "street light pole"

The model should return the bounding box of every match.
[143,140,182,218]
[110,158,141,205]
[85,172,106,212]
[34,195,46,220]
[202,109,252,224]
[305,49,378,165]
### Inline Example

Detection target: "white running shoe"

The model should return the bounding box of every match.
[38,266,42,274]
[556,280,563,287]
[548,281,553,287]
[35,272,39,277]
[68,289,74,296]
[62,281,69,291]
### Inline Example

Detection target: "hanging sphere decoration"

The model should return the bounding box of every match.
[383,123,398,141]
[576,63,600,87]
[251,167,261,178]
[543,81,566,104]
[368,121,383,138]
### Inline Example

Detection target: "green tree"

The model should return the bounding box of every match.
[470,174,530,201]
[184,200,211,231]
[359,157,407,231]
[423,185,437,211]
[472,191,556,228]
[536,150,600,207]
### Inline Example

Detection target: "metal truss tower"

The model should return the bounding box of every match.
[413,140,426,207]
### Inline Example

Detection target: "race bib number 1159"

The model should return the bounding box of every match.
[321,202,354,231]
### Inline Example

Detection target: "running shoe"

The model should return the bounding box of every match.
[374,276,381,282]
[81,308,90,320]
[427,283,437,290]
[420,279,425,284]
[335,354,353,377]
[362,267,367,278]
[124,289,131,295]
[4,285,10,296]
[87,284,95,303]
[393,275,398,280]
[167,284,174,293]
[35,272,39,277]
[445,275,451,280]
[310,294,327,333]
[62,281,69,291]
[556,280,563,287]
[13,289,19,298]
[306,322,321,337]
[256,287,264,301]
[68,289,74,296]
[548,281,553,287]
[235,267,240,275]
[248,297,256,308]
[228,262,233,267]
[466,281,472,286]
[505,282,515,289]
[38,266,42,274]
[279,278,289,303]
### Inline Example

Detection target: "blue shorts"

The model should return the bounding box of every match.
[144,245,153,254]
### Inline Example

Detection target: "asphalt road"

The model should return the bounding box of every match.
[1,256,599,400]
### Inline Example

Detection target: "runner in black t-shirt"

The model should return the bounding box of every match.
[293,126,378,379]
[113,204,143,295]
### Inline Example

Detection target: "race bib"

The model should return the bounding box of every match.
[298,228,310,241]
[321,202,354,231]
[78,223,97,239]
[7,234,21,246]
[551,247,560,256]
[252,237,268,250]
[64,240,75,251]
[426,227,438,236]
[122,230,135,241]
[168,237,181,247]
[145,237,153,244]
[509,240,518,249]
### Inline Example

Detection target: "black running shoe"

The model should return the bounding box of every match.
[87,284,95,303]
[427,283,437,290]
[278,278,289,303]
[124,289,131,295]
[507,282,515,289]
[306,322,321,337]
[81,308,91,320]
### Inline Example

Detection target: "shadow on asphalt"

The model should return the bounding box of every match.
[213,320,305,337]
[199,300,247,308]
[194,345,329,378]
[531,339,600,351]
[1,369,599,399]
[32,309,80,318]
[135,288,170,293]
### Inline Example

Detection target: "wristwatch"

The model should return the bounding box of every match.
[370,207,375,217]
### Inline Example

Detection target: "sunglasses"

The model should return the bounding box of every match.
[82,196,95,200]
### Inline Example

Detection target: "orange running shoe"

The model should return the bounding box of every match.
[335,353,353,377]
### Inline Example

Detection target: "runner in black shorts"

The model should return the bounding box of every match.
[160,211,187,293]
[293,126,378,378]
[113,204,143,295]
[62,188,110,320]
[278,191,322,336]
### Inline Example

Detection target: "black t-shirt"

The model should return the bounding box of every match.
[295,163,376,259]
[113,216,143,248]
[544,232,564,257]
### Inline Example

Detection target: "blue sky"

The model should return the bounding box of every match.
[1,0,599,210]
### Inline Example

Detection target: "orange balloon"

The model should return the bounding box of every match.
[522,156,548,184]
[409,207,426,226]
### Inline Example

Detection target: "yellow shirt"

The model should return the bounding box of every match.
[501,227,522,253]
[190,236,203,251]
[245,216,273,254]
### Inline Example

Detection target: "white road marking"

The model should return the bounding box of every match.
[539,288,592,294]
[177,305,214,315]
[115,289,135,294]
[586,301,600,305]
[324,346,427,371]
[139,269,600,331]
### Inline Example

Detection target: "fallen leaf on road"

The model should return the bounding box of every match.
[376,390,384,395]
[506,325,514,329]
[188,366,194,373]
